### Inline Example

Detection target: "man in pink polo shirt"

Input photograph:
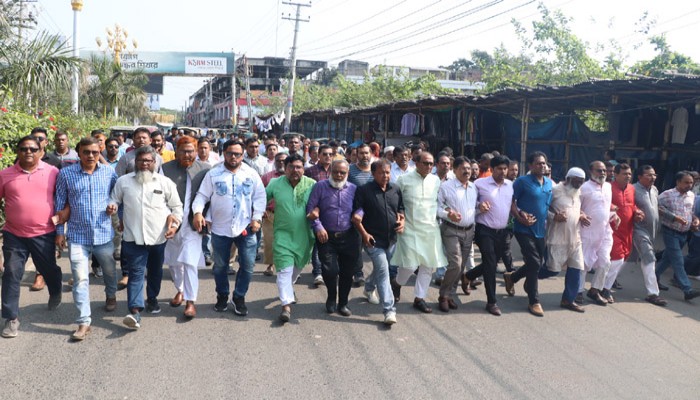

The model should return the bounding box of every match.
[0,136,63,338]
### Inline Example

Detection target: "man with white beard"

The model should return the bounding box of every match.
[578,161,620,306]
[306,160,359,316]
[547,167,587,312]
[108,146,183,330]
[161,136,211,318]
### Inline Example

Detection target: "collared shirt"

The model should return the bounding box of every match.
[390,162,414,183]
[115,149,164,177]
[580,180,614,237]
[633,182,659,238]
[192,162,266,238]
[658,187,695,232]
[110,172,183,245]
[159,149,176,163]
[305,163,331,182]
[243,154,268,176]
[53,149,79,168]
[478,168,492,179]
[353,180,404,249]
[348,163,372,187]
[55,163,117,245]
[513,174,553,238]
[263,158,276,175]
[0,161,58,238]
[306,180,356,233]
[474,176,514,229]
[437,178,477,227]
[261,170,283,211]
[433,170,456,182]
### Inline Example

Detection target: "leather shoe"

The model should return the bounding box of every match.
[657,281,669,291]
[105,296,117,312]
[469,278,482,289]
[600,288,615,304]
[684,289,700,301]
[337,305,352,317]
[170,292,184,307]
[325,299,337,314]
[117,275,128,291]
[412,298,432,313]
[391,279,401,303]
[560,299,585,313]
[485,303,501,316]
[437,296,450,313]
[645,294,667,307]
[586,288,608,306]
[263,265,274,276]
[70,325,91,341]
[503,272,515,296]
[528,303,545,317]
[184,301,196,318]
[30,274,45,291]
[447,298,458,310]
[279,307,291,323]
[460,274,471,295]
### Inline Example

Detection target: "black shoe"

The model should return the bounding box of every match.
[645,294,667,307]
[338,305,352,317]
[684,289,700,301]
[205,256,213,266]
[434,277,443,286]
[390,279,401,302]
[227,268,237,276]
[670,277,682,289]
[230,295,248,316]
[612,279,622,290]
[214,295,228,312]
[412,298,432,313]
[587,288,608,306]
[145,299,161,314]
[600,288,615,304]
[325,299,337,314]
[470,277,483,290]
[658,281,669,291]
[352,275,365,288]
[255,253,262,262]
[575,292,585,305]
[48,293,62,311]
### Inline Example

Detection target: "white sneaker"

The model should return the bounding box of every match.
[313,275,324,287]
[364,289,380,305]
[383,311,397,326]
[689,275,700,281]
[2,319,19,338]
[122,314,141,330]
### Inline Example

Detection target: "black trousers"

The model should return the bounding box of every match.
[318,229,360,307]
[466,224,511,305]
[512,232,545,305]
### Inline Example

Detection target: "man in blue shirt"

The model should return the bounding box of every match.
[55,137,118,341]
[504,151,553,317]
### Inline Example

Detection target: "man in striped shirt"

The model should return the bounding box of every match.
[55,137,118,341]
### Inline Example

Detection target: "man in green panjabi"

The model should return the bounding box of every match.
[265,154,316,323]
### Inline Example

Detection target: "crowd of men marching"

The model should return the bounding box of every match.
[1,126,699,341]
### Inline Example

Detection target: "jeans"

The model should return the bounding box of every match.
[685,235,700,277]
[211,230,257,298]
[122,241,166,312]
[466,224,510,305]
[69,241,117,325]
[562,267,582,303]
[512,233,545,305]
[201,233,212,258]
[317,230,360,307]
[311,242,322,276]
[656,227,693,294]
[364,245,396,314]
[1,230,62,320]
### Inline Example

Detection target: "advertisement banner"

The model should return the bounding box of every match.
[81,51,234,76]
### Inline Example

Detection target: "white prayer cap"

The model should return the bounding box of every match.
[384,146,395,154]
[566,167,586,179]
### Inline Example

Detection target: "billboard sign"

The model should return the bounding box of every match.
[81,51,234,76]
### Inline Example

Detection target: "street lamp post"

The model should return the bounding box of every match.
[70,0,83,114]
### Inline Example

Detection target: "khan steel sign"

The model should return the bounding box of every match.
[81,51,235,76]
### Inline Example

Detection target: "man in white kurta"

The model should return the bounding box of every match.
[579,161,620,306]
[393,152,447,313]
[547,168,586,312]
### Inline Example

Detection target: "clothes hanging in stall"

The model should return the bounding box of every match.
[401,113,417,136]
[671,107,689,144]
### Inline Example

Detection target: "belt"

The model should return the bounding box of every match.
[476,223,508,234]
[443,221,474,231]
[327,229,352,238]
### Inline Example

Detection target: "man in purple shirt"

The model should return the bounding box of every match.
[304,144,334,286]
[306,159,359,316]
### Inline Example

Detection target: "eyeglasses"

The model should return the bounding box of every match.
[18,147,40,153]
[32,136,46,142]
[136,159,155,164]
[320,152,333,157]
[107,145,119,149]
[421,161,434,166]
[81,150,101,156]
[225,151,243,158]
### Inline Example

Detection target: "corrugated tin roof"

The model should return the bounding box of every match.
[295,77,700,119]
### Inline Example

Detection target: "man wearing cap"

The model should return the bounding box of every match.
[547,167,587,312]
[383,146,395,163]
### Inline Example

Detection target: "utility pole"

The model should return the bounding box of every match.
[243,55,253,128]
[282,1,310,132]
[71,1,84,114]
[231,50,237,132]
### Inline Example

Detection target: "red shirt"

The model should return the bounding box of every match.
[0,161,58,237]
[610,183,636,260]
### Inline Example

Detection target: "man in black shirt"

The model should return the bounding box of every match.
[352,159,405,326]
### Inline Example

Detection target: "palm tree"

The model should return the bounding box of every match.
[81,54,148,119]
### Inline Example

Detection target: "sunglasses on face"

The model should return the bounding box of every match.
[19,147,40,153]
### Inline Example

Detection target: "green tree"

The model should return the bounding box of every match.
[630,35,700,77]
[81,55,148,120]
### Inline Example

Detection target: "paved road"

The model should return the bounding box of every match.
[1,243,699,399]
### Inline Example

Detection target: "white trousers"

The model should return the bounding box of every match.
[170,263,199,302]
[604,259,625,290]
[579,253,611,292]
[277,266,302,306]
[397,266,433,299]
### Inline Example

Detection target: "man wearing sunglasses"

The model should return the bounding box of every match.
[0,136,63,338]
